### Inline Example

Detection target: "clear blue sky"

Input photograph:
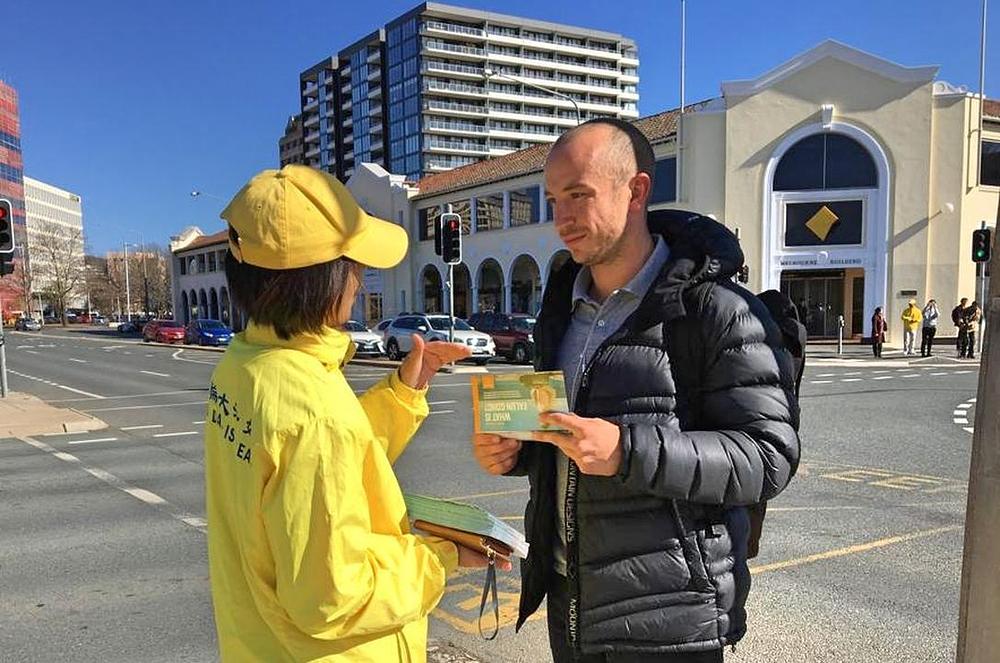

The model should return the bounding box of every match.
[4,0,998,254]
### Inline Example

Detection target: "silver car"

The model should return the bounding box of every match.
[343,320,385,357]
[384,314,495,365]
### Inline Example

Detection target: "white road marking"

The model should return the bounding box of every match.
[7,369,105,399]
[428,400,458,405]
[931,372,948,376]
[900,374,920,378]
[873,370,891,373]
[953,370,974,374]
[816,373,837,377]
[954,418,969,425]
[953,410,967,416]
[68,437,119,445]
[24,350,39,355]
[810,380,833,384]
[841,378,862,382]
[140,370,170,377]
[964,427,975,434]
[958,403,973,409]
[49,389,209,403]
[19,436,206,533]
[101,345,123,350]
[843,371,861,376]
[153,431,199,438]
[171,349,217,366]
[429,410,455,415]
[83,401,204,413]
[872,376,894,381]
[192,420,206,424]
[68,358,87,363]
[120,424,163,431]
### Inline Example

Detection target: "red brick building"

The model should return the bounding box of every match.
[0,80,27,319]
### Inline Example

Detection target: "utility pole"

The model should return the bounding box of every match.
[676,0,686,204]
[139,232,149,316]
[123,241,132,322]
[956,50,999,656]
[0,293,8,398]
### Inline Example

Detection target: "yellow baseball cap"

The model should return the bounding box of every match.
[221,165,408,270]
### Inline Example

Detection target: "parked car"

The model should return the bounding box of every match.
[186,319,234,346]
[383,314,495,365]
[14,317,42,331]
[469,312,536,364]
[91,315,108,326]
[117,320,140,334]
[142,319,186,344]
[374,318,395,343]
[343,320,384,357]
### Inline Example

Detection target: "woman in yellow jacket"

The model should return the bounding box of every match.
[900,299,923,356]
[204,165,505,662]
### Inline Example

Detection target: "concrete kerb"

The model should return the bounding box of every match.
[0,392,107,438]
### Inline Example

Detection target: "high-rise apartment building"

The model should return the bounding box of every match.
[298,2,639,181]
[278,114,305,167]
[0,80,27,317]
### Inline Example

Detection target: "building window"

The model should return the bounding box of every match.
[208,252,217,272]
[367,293,383,323]
[179,257,187,275]
[419,206,441,241]
[982,140,1000,187]
[447,199,473,235]
[197,254,206,273]
[649,158,677,204]
[476,194,504,232]
[510,187,539,226]
[774,133,877,191]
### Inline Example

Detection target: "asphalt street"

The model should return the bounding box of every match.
[0,327,981,662]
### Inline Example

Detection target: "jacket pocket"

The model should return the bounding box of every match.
[670,500,714,594]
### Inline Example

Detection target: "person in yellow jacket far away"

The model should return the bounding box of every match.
[204,164,511,663]
[900,298,923,356]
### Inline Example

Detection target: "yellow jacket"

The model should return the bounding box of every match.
[205,323,458,662]
[901,305,923,332]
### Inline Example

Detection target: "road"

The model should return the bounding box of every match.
[0,327,980,662]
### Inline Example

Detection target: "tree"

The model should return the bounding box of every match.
[31,220,86,325]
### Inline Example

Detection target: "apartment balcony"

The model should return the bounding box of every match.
[423,100,488,117]
[303,98,319,112]
[303,113,320,128]
[344,133,354,144]
[426,119,489,137]
[486,31,625,63]
[422,39,486,61]
[422,60,484,80]
[423,80,487,99]
[367,67,381,82]
[305,145,321,159]
[304,130,320,143]
[488,50,630,80]
[425,156,482,171]
[619,90,640,101]
[344,116,353,127]
[368,85,382,98]
[425,137,490,155]
[367,50,380,64]
[423,20,485,40]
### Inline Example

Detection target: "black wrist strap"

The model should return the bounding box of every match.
[478,549,500,641]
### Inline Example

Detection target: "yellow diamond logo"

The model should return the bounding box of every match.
[805,205,839,242]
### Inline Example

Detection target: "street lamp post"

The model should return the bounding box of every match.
[122,241,132,323]
[483,67,582,125]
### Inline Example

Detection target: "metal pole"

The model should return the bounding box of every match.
[448,263,455,344]
[0,294,8,397]
[976,0,988,188]
[123,241,132,322]
[837,315,844,355]
[676,0,686,203]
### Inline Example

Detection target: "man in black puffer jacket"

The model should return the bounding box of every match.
[472,119,800,662]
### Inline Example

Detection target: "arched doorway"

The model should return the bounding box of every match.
[209,288,219,320]
[477,259,504,313]
[421,265,443,313]
[453,263,472,319]
[199,289,208,319]
[510,254,541,314]
[181,292,190,323]
[189,290,198,320]
[763,125,887,339]
[220,288,232,326]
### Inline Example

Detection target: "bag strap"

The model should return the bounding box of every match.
[477,548,500,641]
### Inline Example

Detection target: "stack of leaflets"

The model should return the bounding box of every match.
[404,494,529,559]
[470,370,569,441]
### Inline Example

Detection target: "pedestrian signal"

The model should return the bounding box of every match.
[972,228,992,263]
[0,199,13,254]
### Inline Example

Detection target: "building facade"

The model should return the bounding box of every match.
[0,80,27,317]
[23,176,86,309]
[359,41,999,341]
[169,228,240,330]
[278,114,305,167]
[298,2,639,182]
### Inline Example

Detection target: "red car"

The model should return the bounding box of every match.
[143,319,186,344]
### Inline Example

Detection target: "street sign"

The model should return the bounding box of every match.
[440,212,462,265]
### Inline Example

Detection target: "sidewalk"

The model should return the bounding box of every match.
[0,391,107,437]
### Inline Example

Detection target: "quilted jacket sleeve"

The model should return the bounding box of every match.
[616,283,800,506]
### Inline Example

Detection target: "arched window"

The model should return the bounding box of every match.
[773,133,877,191]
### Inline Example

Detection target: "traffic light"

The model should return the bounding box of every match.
[440,212,462,264]
[972,228,992,263]
[0,199,13,255]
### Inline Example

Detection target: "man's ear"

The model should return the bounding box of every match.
[628,172,652,211]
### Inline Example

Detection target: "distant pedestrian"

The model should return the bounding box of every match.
[960,301,982,359]
[953,297,968,355]
[900,299,923,356]
[920,299,939,357]
[871,307,887,358]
